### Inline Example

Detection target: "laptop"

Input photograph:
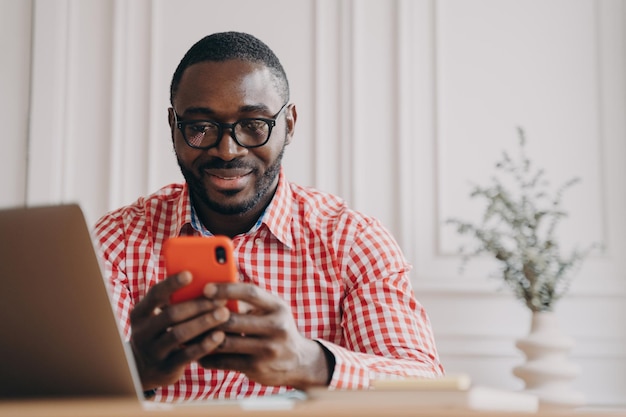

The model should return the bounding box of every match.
[0,203,143,399]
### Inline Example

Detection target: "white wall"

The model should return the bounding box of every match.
[2,0,625,405]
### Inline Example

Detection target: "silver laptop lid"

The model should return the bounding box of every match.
[0,204,142,399]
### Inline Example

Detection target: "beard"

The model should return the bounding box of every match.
[177,142,286,216]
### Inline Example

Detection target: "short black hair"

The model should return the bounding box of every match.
[170,31,289,105]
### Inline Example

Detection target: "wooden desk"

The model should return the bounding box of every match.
[1,396,625,417]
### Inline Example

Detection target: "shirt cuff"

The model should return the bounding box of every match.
[314,339,370,390]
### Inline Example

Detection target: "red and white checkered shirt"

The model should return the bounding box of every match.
[94,170,444,401]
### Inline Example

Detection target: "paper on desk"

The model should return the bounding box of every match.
[308,374,539,413]
[239,390,306,410]
[371,374,472,391]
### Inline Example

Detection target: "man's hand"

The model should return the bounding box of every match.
[129,272,231,390]
[198,283,332,389]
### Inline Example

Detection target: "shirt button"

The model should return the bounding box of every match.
[255,238,263,246]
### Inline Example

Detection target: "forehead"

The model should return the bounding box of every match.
[173,60,281,111]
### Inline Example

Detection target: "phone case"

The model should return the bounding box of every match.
[164,236,239,311]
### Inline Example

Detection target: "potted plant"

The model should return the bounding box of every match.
[446,128,599,408]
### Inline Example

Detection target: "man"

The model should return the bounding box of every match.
[95,31,443,402]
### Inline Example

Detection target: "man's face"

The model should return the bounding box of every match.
[169,60,294,215]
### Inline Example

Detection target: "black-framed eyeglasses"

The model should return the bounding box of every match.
[173,102,289,149]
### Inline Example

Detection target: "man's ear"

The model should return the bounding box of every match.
[167,108,176,143]
[284,103,297,145]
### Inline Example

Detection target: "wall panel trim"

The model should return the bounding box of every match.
[27,0,71,205]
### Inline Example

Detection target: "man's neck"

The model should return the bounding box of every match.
[198,209,261,238]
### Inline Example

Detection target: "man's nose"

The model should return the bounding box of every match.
[210,127,247,160]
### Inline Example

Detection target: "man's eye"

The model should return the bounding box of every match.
[240,120,266,132]
[189,122,217,133]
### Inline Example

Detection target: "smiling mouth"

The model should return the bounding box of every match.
[214,175,241,180]
[204,169,252,191]
[205,168,252,178]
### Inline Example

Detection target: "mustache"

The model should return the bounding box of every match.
[199,159,255,171]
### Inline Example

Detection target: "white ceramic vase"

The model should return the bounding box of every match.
[513,311,585,410]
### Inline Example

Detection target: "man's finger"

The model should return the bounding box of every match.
[149,306,231,360]
[203,282,280,312]
[199,351,250,374]
[211,333,271,355]
[164,330,228,367]
[132,272,193,319]
[217,312,283,337]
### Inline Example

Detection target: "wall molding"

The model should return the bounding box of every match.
[27,0,71,205]
[109,0,152,210]
[413,279,626,297]
[435,333,626,358]
[313,0,348,199]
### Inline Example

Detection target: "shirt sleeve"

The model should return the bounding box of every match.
[93,211,134,340]
[316,218,445,389]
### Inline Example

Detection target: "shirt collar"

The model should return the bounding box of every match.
[261,168,294,249]
[174,185,195,236]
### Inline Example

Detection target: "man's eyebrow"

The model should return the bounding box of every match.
[180,104,273,118]
[238,104,272,114]
[182,107,215,117]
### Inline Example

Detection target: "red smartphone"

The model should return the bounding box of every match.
[163,236,239,312]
